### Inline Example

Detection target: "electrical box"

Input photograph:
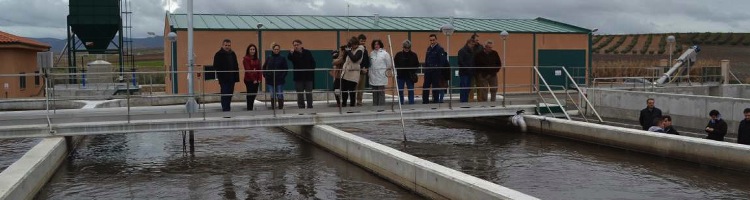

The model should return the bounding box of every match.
[37,52,54,70]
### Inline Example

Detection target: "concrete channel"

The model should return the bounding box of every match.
[0,137,67,200]
[5,84,750,198]
[283,125,538,200]
[523,115,750,172]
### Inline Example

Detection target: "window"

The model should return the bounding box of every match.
[19,72,26,89]
[203,65,217,80]
[34,71,40,86]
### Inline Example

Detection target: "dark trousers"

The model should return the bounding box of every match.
[459,75,472,102]
[295,81,314,108]
[422,71,443,104]
[341,80,358,107]
[244,81,260,110]
[397,78,415,105]
[219,80,235,111]
[372,85,385,106]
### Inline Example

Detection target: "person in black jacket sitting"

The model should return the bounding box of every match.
[705,110,728,141]
[662,115,679,135]
[737,108,750,145]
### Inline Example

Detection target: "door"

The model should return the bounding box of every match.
[264,50,335,91]
[538,50,586,90]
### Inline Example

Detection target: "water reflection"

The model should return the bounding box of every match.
[336,119,750,199]
[0,138,40,172]
[36,128,420,199]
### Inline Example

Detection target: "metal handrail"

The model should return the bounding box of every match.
[729,69,743,84]
[533,66,570,120]
[561,67,603,122]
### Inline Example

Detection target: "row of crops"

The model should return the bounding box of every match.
[592,33,750,55]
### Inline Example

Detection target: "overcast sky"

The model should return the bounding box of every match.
[1,0,748,39]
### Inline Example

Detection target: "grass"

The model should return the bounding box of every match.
[135,60,164,67]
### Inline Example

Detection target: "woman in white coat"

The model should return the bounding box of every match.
[368,39,393,106]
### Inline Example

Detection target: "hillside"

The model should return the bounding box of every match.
[592,33,750,83]
[32,37,164,53]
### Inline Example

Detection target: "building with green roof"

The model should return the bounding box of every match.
[163,13,593,96]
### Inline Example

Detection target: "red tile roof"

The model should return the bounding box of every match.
[0,30,51,49]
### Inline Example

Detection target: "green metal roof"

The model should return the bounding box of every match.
[167,14,591,33]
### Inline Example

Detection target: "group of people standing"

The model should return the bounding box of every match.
[393,33,503,105]
[212,39,316,111]
[458,34,502,103]
[639,98,750,144]
[210,33,505,112]
[329,34,394,107]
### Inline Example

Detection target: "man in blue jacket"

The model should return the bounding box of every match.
[422,34,448,104]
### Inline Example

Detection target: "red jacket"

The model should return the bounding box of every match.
[243,55,262,82]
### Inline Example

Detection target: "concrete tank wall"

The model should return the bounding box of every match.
[283,125,537,200]
[0,137,67,200]
[588,88,750,139]
[522,115,750,172]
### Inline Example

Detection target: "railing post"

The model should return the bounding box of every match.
[502,66,506,107]
[126,69,131,123]
[448,66,452,110]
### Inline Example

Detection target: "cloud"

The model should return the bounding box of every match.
[0,0,748,39]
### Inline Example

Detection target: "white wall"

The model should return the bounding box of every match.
[588,88,750,138]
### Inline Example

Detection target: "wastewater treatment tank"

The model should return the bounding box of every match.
[68,0,121,54]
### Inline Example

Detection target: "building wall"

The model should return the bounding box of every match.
[0,48,43,98]
[165,29,588,96]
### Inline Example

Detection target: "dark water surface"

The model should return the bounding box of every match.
[0,138,40,172]
[335,119,750,199]
[35,128,421,199]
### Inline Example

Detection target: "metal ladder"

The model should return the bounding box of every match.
[533,66,603,123]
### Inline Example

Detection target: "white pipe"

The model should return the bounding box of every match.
[511,110,527,132]
[655,46,699,84]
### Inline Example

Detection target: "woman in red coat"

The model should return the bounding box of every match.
[243,44,262,110]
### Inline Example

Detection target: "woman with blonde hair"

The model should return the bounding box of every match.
[262,43,288,109]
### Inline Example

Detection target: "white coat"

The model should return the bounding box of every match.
[368,48,393,86]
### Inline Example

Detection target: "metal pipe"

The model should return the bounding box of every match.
[185,0,197,113]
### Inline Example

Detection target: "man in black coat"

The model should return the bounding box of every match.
[639,98,662,130]
[705,110,728,141]
[288,39,317,109]
[457,38,477,103]
[662,115,679,135]
[737,108,750,145]
[213,39,239,112]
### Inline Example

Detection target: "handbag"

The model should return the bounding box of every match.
[410,73,419,83]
